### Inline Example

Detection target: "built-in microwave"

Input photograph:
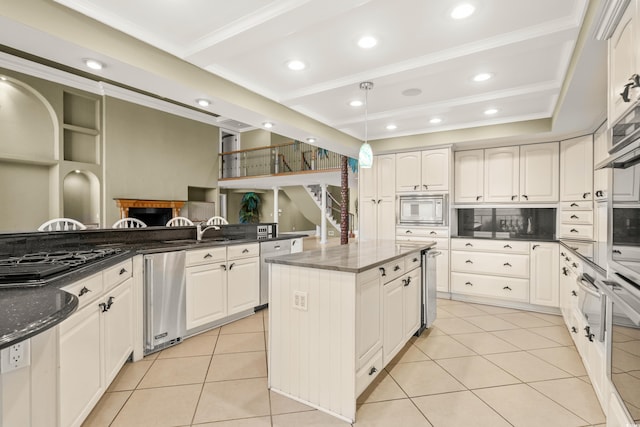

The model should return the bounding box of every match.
[398,195,447,226]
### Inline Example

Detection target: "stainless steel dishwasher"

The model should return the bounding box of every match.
[418,248,441,335]
[259,239,291,307]
[144,250,186,355]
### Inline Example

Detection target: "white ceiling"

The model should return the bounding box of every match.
[1,0,608,150]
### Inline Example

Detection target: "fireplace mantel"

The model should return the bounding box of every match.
[114,199,185,219]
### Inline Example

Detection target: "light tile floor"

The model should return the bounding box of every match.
[82,299,607,427]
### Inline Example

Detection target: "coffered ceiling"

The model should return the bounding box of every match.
[0,0,608,152]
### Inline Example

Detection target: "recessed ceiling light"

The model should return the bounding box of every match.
[473,72,492,82]
[402,88,422,96]
[349,100,363,107]
[286,60,307,71]
[357,36,378,49]
[484,108,498,115]
[263,122,274,128]
[451,3,475,19]
[306,137,317,144]
[74,170,81,173]
[386,124,397,130]
[429,118,443,124]
[196,99,210,107]
[84,59,104,70]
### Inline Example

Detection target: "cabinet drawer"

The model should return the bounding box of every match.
[356,349,383,397]
[450,239,529,254]
[560,210,593,224]
[228,243,260,260]
[103,259,133,291]
[396,227,449,239]
[404,252,421,271]
[560,201,592,210]
[451,272,529,302]
[560,224,593,241]
[451,251,529,278]
[613,245,640,261]
[186,247,226,266]
[62,273,103,308]
[563,241,594,258]
[378,258,405,283]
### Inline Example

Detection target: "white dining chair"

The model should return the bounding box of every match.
[112,218,147,229]
[166,216,194,227]
[206,216,229,226]
[37,218,87,231]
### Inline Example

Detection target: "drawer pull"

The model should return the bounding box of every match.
[119,268,127,275]
[394,265,401,271]
[243,248,250,253]
[106,296,115,310]
[532,244,540,250]
[613,249,622,254]
[371,199,376,203]
[476,195,482,201]
[412,258,418,263]
[465,260,473,264]
[204,253,213,259]
[423,185,429,190]
[292,240,296,246]
[414,185,419,190]
[570,228,578,233]
[406,230,412,234]
[403,277,411,287]
[503,262,512,267]
[560,252,566,257]
[562,267,568,276]
[511,195,517,200]
[570,203,578,207]
[379,267,386,277]
[572,262,578,268]
[368,366,377,376]
[504,244,512,249]
[522,195,529,200]
[465,243,473,247]
[582,192,591,199]
[570,214,579,219]
[571,290,577,297]
[596,190,604,197]
[221,264,227,271]
[465,281,473,286]
[98,302,108,313]
[584,326,594,342]
[78,286,91,297]
[571,327,578,334]
[429,231,437,235]
[228,262,235,270]
[503,286,512,291]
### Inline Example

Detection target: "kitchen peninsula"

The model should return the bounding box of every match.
[266,240,435,423]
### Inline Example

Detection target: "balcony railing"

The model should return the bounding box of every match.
[219,140,350,179]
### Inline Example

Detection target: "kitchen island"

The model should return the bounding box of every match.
[266,240,435,423]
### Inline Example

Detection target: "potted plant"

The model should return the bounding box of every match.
[239,192,261,223]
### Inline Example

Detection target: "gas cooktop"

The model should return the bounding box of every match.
[0,248,122,287]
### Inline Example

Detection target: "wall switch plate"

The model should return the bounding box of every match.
[292,291,308,311]
[1,340,30,373]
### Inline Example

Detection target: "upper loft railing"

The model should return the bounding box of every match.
[219,140,355,179]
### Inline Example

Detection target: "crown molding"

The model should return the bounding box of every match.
[594,0,631,40]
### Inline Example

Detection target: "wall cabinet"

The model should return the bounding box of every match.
[593,122,609,201]
[396,148,449,192]
[519,142,559,202]
[360,154,396,240]
[609,0,638,125]
[529,242,559,307]
[484,146,519,202]
[454,149,484,203]
[560,135,593,202]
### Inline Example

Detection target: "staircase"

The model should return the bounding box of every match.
[306,185,341,231]
[281,186,340,235]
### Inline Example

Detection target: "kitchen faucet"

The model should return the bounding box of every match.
[196,222,220,241]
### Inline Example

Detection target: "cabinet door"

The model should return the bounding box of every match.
[359,199,378,241]
[59,303,102,427]
[560,136,593,201]
[484,146,519,202]
[396,151,421,192]
[103,278,134,384]
[377,154,396,199]
[227,257,260,315]
[613,166,640,202]
[454,150,484,203]
[520,142,559,202]
[356,271,382,368]
[383,277,404,365]
[186,263,227,330]
[436,249,449,293]
[609,2,637,125]
[360,161,377,201]
[593,124,609,200]
[403,269,421,340]
[377,198,396,240]
[422,148,449,191]
[529,243,559,307]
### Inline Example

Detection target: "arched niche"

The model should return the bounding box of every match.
[63,170,100,226]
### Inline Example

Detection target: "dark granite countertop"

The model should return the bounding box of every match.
[265,240,435,273]
[0,233,306,350]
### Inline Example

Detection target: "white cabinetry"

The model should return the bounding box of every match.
[519,142,559,202]
[396,226,449,292]
[396,148,450,192]
[484,146,519,202]
[560,135,593,202]
[529,242,559,307]
[59,259,134,427]
[360,154,396,240]
[609,0,639,125]
[593,122,609,201]
[613,166,640,201]
[454,149,484,203]
[356,269,382,369]
[185,243,259,331]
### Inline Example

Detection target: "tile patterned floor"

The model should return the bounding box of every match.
[82,299,607,427]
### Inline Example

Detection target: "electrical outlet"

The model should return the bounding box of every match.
[1,340,30,373]
[292,291,308,311]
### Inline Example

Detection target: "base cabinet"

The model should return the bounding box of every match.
[529,242,559,307]
[227,257,260,315]
[186,263,227,330]
[383,266,420,365]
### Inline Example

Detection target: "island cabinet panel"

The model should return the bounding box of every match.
[356,269,383,369]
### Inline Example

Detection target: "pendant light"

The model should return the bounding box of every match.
[358,81,374,169]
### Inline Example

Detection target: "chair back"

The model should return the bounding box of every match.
[166,216,194,227]
[37,218,87,231]
[112,218,147,229]
[206,216,229,225]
